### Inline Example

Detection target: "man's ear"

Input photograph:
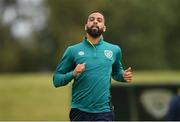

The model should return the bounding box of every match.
[85,25,87,31]
[103,26,106,32]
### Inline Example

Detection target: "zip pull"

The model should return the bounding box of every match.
[94,47,97,57]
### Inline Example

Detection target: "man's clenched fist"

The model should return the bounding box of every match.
[73,63,86,77]
[123,67,132,82]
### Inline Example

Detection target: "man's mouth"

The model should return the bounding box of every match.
[91,26,99,31]
[91,25,99,29]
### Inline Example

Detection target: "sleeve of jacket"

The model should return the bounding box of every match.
[53,47,75,87]
[111,46,126,82]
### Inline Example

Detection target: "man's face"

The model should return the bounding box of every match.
[85,12,106,38]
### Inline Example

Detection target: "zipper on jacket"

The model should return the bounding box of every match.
[87,40,97,57]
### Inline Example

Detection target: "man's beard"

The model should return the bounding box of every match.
[86,25,103,38]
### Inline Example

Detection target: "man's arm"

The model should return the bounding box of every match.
[112,46,132,82]
[53,47,75,87]
[111,46,126,82]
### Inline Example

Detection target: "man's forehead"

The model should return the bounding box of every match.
[88,13,104,19]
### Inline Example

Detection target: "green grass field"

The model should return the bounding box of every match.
[0,71,180,120]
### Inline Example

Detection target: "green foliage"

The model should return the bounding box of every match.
[104,0,180,69]
[0,0,180,72]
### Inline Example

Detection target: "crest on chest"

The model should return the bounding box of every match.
[104,50,113,59]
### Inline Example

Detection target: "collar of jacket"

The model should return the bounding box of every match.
[83,36,104,47]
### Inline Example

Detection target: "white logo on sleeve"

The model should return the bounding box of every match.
[104,50,113,59]
[78,51,85,56]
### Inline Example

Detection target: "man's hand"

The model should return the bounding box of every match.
[123,67,132,83]
[73,63,86,77]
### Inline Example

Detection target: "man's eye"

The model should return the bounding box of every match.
[89,17,95,21]
[97,18,103,22]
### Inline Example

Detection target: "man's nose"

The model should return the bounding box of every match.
[93,19,98,24]
[93,21,98,25]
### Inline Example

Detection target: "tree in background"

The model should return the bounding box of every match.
[0,0,180,72]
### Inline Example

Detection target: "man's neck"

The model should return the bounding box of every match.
[86,34,101,44]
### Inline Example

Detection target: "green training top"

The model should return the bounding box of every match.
[53,37,126,113]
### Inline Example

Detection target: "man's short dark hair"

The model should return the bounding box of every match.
[87,11,105,22]
[88,11,104,17]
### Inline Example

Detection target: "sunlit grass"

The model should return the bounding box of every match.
[112,70,180,84]
[0,73,71,120]
[132,70,180,83]
[0,71,180,120]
